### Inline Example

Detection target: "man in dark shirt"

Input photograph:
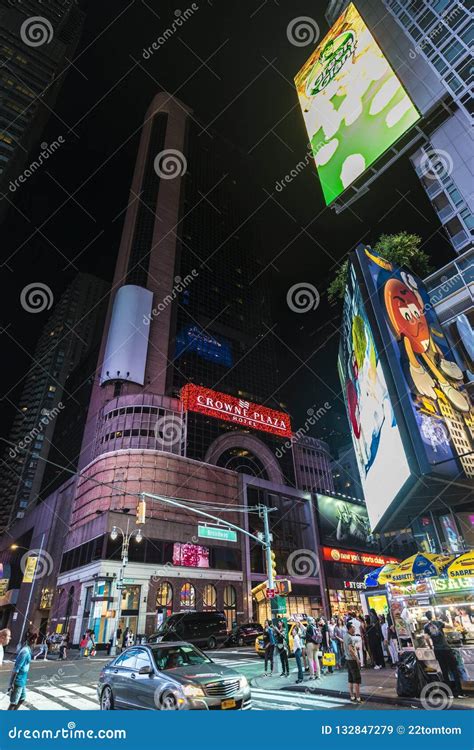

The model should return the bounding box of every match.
[423,611,464,698]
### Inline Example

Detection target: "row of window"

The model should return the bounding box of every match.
[103,405,171,421]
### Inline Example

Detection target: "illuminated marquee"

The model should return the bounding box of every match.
[181,384,293,438]
[322,546,398,568]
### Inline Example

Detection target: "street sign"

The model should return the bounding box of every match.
[122,578,136,584]
[198,525,237,543]
[274,596,287,614]
[265,588,276,599]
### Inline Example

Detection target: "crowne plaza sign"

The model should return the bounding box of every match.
[181,384,293,438]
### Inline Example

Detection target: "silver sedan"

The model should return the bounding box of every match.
[97,641,252,710]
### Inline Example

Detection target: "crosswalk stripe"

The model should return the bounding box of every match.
[34,686,98,710]
[24,690,68,710]
[56,683,98,697]
[251,688,350,708]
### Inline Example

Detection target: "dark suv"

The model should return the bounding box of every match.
[226,623,263,647]
[148,611,228,650]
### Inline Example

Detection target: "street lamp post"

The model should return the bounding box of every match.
[109,519,143,657]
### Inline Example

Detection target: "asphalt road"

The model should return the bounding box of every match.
[0,648,410,711]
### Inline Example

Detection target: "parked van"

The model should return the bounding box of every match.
[148,611,228,650]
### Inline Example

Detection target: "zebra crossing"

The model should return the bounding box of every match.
[251,688,351,710]
[0,682,100,711]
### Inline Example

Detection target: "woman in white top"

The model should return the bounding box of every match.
[0,628,11,665]
[292,625,304,684]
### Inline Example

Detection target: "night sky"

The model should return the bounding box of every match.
[0,0,456,454]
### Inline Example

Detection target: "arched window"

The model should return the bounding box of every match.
[202,584,217,610]
[223,584,237,630]
[180,583,195,609]
[156,582,173,609]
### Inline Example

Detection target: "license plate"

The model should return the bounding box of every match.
[221,699,236,710]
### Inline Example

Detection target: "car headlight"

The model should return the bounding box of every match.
[240,676,249,690]
[182,684,205,698]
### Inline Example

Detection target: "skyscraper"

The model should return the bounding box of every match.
[0,0,84,218]
[0,273,108,530]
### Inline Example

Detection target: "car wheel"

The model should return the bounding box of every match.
[207,636,217,650]
[100,686,114,711]
[161,692,178,710]
[237,636,244,647]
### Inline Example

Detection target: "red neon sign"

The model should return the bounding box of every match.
[181,384,292,438]
[322,547,399,568]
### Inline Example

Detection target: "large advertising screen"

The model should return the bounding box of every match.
[338,261,411,529]
[294,2,420,205]
[175,325,233,367]
[316,493,378,550]
[360,247,474,481]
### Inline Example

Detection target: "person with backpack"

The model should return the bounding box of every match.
[424,611,464,698]
[305,617,322,680]
[275,620,289,677]
[263,619,276,676]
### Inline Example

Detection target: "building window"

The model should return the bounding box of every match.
[156,582,173,609]
[202,584,217,610]
[223,584,236,630]
[180,583,195,609]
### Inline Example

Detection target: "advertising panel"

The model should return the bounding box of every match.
[181,384,293,438]
[338,260,411,530]
[175,325,233,367]
[173,543,209,568]
[322,546,398,567]
[316,493,378,549]
[294,2,420,205]
[359,247,474,481]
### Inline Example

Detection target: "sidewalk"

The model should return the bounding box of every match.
[249,665,474,709]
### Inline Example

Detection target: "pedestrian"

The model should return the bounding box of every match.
[367,609,385,669]
[33,632,48,661]
[305,616,322,680]
[59,632,69,660]
[334,617,345,668]
[386,615,398,667]
[86,629,96,658]
[275,620,289,677]
[7,632,37,710]
[424,611,464,698]
[300,621,309,672]
[116,626,123,654]
[319,617,333,674]
[263,619,276,676]
[122,627,130,650]
[343,621,362,703]
[293,624,304,684]
[0,628,11,665]
[349,612,365,667]
[125,629,134,648]
[79,633,88,658]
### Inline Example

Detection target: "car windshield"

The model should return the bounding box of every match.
[152,645,212,671]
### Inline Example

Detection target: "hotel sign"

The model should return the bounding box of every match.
[322,546,399,568]
[181,384,292,438]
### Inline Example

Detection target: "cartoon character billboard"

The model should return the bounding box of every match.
[360,247,474,481]
[294,2,420,205]
[338,262,411,530]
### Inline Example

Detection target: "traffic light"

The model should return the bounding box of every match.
[268,550,277,584]
[136,498,146,525]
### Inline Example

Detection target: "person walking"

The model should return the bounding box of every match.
[0,628,11,665]
[424,611,464,698]
[116,626,123,654]
[275,620,289,677]
[7,633,37,710]
[79,633,88,658]
[263,619,276,676]
[293,624,304,684]
[319,617,334,674]
[367,609,385,669]
[334,617,345,668]
[305,617,322,680]
[125,629,134,648]
[33,632,48,661]
[59,632,69,660]
[86,629,96,658]
[349,612,364,667]
[386,615,399,667]
[122,627,130,650]
[343,621,362,703]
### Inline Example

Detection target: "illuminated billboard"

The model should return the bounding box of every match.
[175,325,233,367]
[316,493,378,551]
[294,2,420,205]
[360,247,474,481]
[181,384,292,438]
[322,547,398,567]
[338,260,411,529]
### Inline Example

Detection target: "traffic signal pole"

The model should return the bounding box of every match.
[260,505,274,590]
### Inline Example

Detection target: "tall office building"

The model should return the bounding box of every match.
[0,273,108,530]
[0,0,84,217]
